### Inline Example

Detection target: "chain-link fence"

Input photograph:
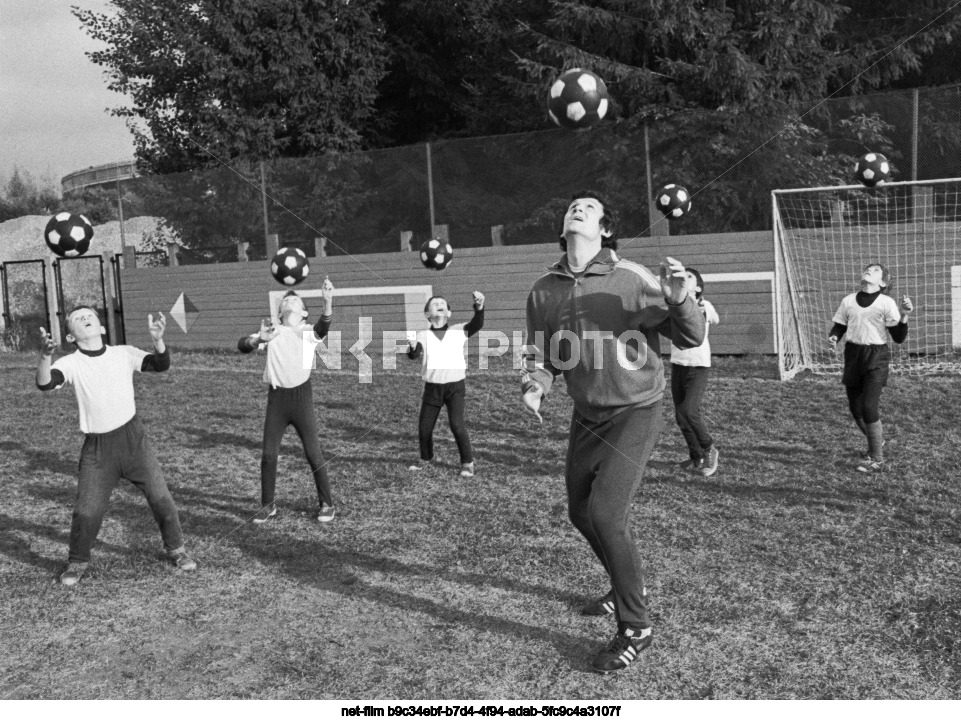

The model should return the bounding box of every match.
[90,84,961,263]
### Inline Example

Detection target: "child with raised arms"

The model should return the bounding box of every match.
[669,267,721,477]
[36,307,197,586]
[828,263,912,472]
[238,277,336,522]
[406,291,485,477]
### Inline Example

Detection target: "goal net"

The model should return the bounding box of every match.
[773,178,961,380]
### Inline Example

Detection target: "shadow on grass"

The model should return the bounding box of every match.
[163,491,605,672]
[0,512,136,576]
[234,528,600,671]
[1,440,77,477]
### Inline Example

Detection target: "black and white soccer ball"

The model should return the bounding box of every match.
[655,184,692,219]
[547,68,610,130]
[420,238,453,271]
[44,212,93,257]
[270,247,309,286]
[856,152,890,187]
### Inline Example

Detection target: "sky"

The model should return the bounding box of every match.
[0,0,135,189]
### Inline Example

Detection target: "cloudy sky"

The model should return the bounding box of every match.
[0,0,135,187]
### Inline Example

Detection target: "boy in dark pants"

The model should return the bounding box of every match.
[522,191,704,673]
[238,277,336,522]
[669,267,721,476]
[406,292,485,477]
[36,307,197,586]
[828,263,912,472]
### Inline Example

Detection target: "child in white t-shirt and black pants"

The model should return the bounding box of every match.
[238,278,336,523]
[669,267,721,477]
[36,307,197,586]
[406,292,485,477]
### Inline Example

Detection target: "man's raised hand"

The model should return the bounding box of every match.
[659,257,688,305]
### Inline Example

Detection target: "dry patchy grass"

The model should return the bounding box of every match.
[0,351,959,699]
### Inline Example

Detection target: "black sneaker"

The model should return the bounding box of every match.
[253,503,277,524]
[590,627,653,674]
[581,589,616,616]
[59,562,88,586]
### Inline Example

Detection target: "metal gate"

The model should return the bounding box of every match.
[0,259,51,350]
[53,256,110,345]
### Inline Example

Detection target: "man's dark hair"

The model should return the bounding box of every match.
[686,267,705,300]
[558,190,617,251]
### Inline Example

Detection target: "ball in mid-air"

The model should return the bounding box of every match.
[270,247,310,286]
[547,68,610,130]
[44,212,93,257]
[856,152,890,187]
[655,184,692,219]
[420,238,453,271]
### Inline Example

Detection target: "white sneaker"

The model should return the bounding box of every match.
[460,462,475,478]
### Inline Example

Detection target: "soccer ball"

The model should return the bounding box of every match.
[856,152,891,187]
[420,238,453,271]
[547,68,610,130]
[44,212,93,257]
[270,247,309,286]
[655,184,692,219]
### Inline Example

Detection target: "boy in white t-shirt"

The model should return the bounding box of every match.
[238,277,336,523]
[669,267,721,477]
[406,292,485,477]
[36,306,197,586]
[829,263,913,472]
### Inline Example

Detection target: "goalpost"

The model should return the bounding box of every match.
[773,177,961,380]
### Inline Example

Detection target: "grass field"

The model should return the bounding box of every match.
[0,349,959,700]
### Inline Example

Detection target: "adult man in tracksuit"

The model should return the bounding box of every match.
[522,190,705,673]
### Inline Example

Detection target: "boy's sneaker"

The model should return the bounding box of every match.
[408,459,433,472]
[679,458,701,473]
[697,446,719,477]
[59,562,88,586]
[581,589,616,616]
[591,627,653,674]
[253,503,277,524]
[856,458,884,473]
[459,462,475,478]
[317,503,336,523]
[168,547,198,571]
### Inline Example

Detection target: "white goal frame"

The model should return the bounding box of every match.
[773,177,961,380]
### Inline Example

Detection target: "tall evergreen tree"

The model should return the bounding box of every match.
[74,0,389,174]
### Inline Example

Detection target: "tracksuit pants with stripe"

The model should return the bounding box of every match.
[566,401,664,630]
[71,416,185,563]
[261,379,332,508]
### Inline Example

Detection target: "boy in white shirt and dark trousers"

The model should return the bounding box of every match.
[828,263,912,472]
[669,267,721,477]
[238,278,336,523]
[406,292,485,477]
[36,307,197,586]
